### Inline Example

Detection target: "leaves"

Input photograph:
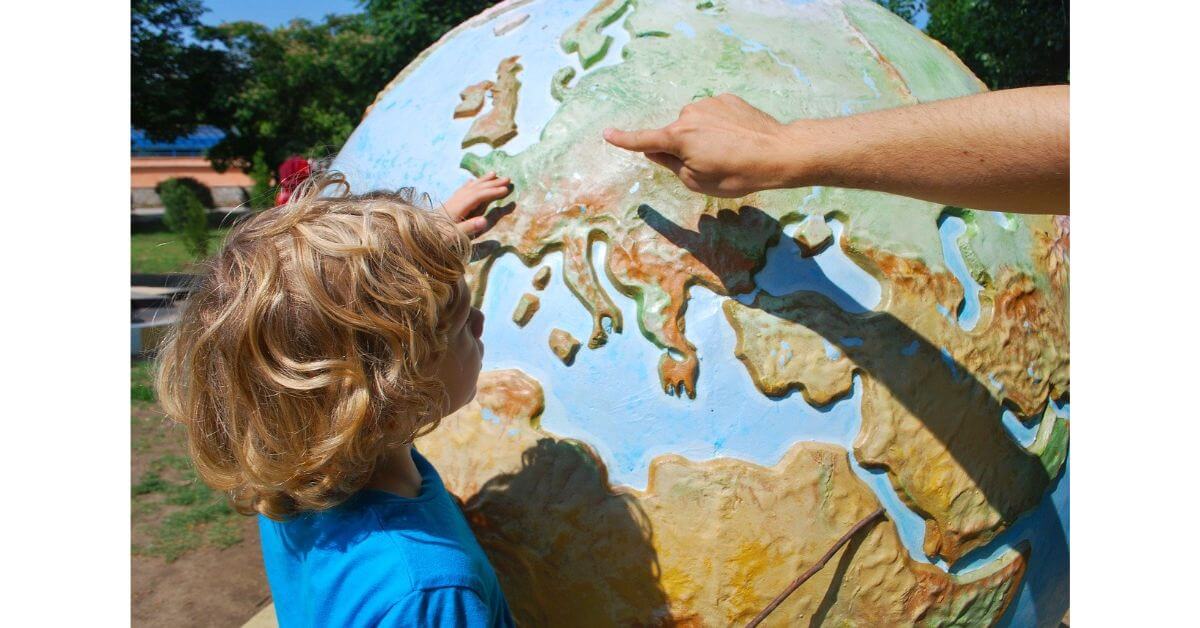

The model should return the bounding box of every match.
[874,0,1068,89]
[874,0,922,23]
[157,177,211,258]
[204,2,498,182]
[132,0,244,141]
[924,0,1068,90]
[134,1,501,183]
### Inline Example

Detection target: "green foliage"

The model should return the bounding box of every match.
[161,176,215,208]
[248,149,275,209]
[135,1,502,182]
[925,0,1069,89]
[201,1,497,178]
[132,0,243,141]
[200,17,362,175]
[359,1,500,84]
[157,177,211,258]
[874,0,921,23]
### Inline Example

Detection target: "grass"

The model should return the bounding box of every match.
[132,243,244,561]
[132,360,161,452]
[131,454,244,562]
[132,359,245,562]
[131,227,231,275]
[132,226,241,557]
[132,359,156,403]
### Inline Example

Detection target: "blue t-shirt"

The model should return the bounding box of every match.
[258,450,514,627]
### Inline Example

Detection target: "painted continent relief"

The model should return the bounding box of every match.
[337,1,1069,625]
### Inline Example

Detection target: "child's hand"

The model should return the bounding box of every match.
[443,172,512,237]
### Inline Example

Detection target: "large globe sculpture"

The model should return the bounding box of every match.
[333,0,1069,625]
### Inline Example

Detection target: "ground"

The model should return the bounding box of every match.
[132,359,269,626]
[132,219,270,625]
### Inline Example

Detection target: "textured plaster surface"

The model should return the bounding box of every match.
[460,0,984,399]
[548,328,582,364]
[794,214,834,257]
[454,80,494,118]
[512,292,540,326]
[462,56,523,148]
[421,370,1028,626]
[337,0,1068,624]
[531,265,552,290]
[725,235,1069,562]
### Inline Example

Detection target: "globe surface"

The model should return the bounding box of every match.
[333,0,1069,625]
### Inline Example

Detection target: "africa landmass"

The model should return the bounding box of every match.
[419,369,1030,625]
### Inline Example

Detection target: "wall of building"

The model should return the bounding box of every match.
[131,157,254,208]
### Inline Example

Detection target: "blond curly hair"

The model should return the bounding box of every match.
[156,171,471,520]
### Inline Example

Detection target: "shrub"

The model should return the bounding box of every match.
[157,177,211,258]
[156,176,215,209]
[248,150,275,209]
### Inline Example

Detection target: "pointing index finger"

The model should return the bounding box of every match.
[603,127,677,154]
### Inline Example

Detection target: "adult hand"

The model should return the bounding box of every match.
[442,172,512,236]
[603,94,798,198]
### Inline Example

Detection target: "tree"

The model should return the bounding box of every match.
[134,1,501,192]
[358,0,499,92]
[875,0,921,24]
[924,0,1069,89]
[132,0,241,141]
[202,1,497,188]
[198,14,379,198]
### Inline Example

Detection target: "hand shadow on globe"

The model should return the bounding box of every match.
[639,203,1062,562]
[460,438,673,626]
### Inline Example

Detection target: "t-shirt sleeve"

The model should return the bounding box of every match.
[379,586,492,627]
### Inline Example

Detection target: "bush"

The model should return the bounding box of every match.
[156,176,214,209]
[157,177,211,258]
[248,150,275,209]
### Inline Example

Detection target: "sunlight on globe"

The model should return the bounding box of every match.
[333,1,1069,624]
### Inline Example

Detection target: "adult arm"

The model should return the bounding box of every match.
[603,86,1069,215]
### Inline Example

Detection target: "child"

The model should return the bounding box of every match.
[156,171,515,627]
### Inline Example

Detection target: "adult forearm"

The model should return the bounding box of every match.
[782,86,1069,214]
